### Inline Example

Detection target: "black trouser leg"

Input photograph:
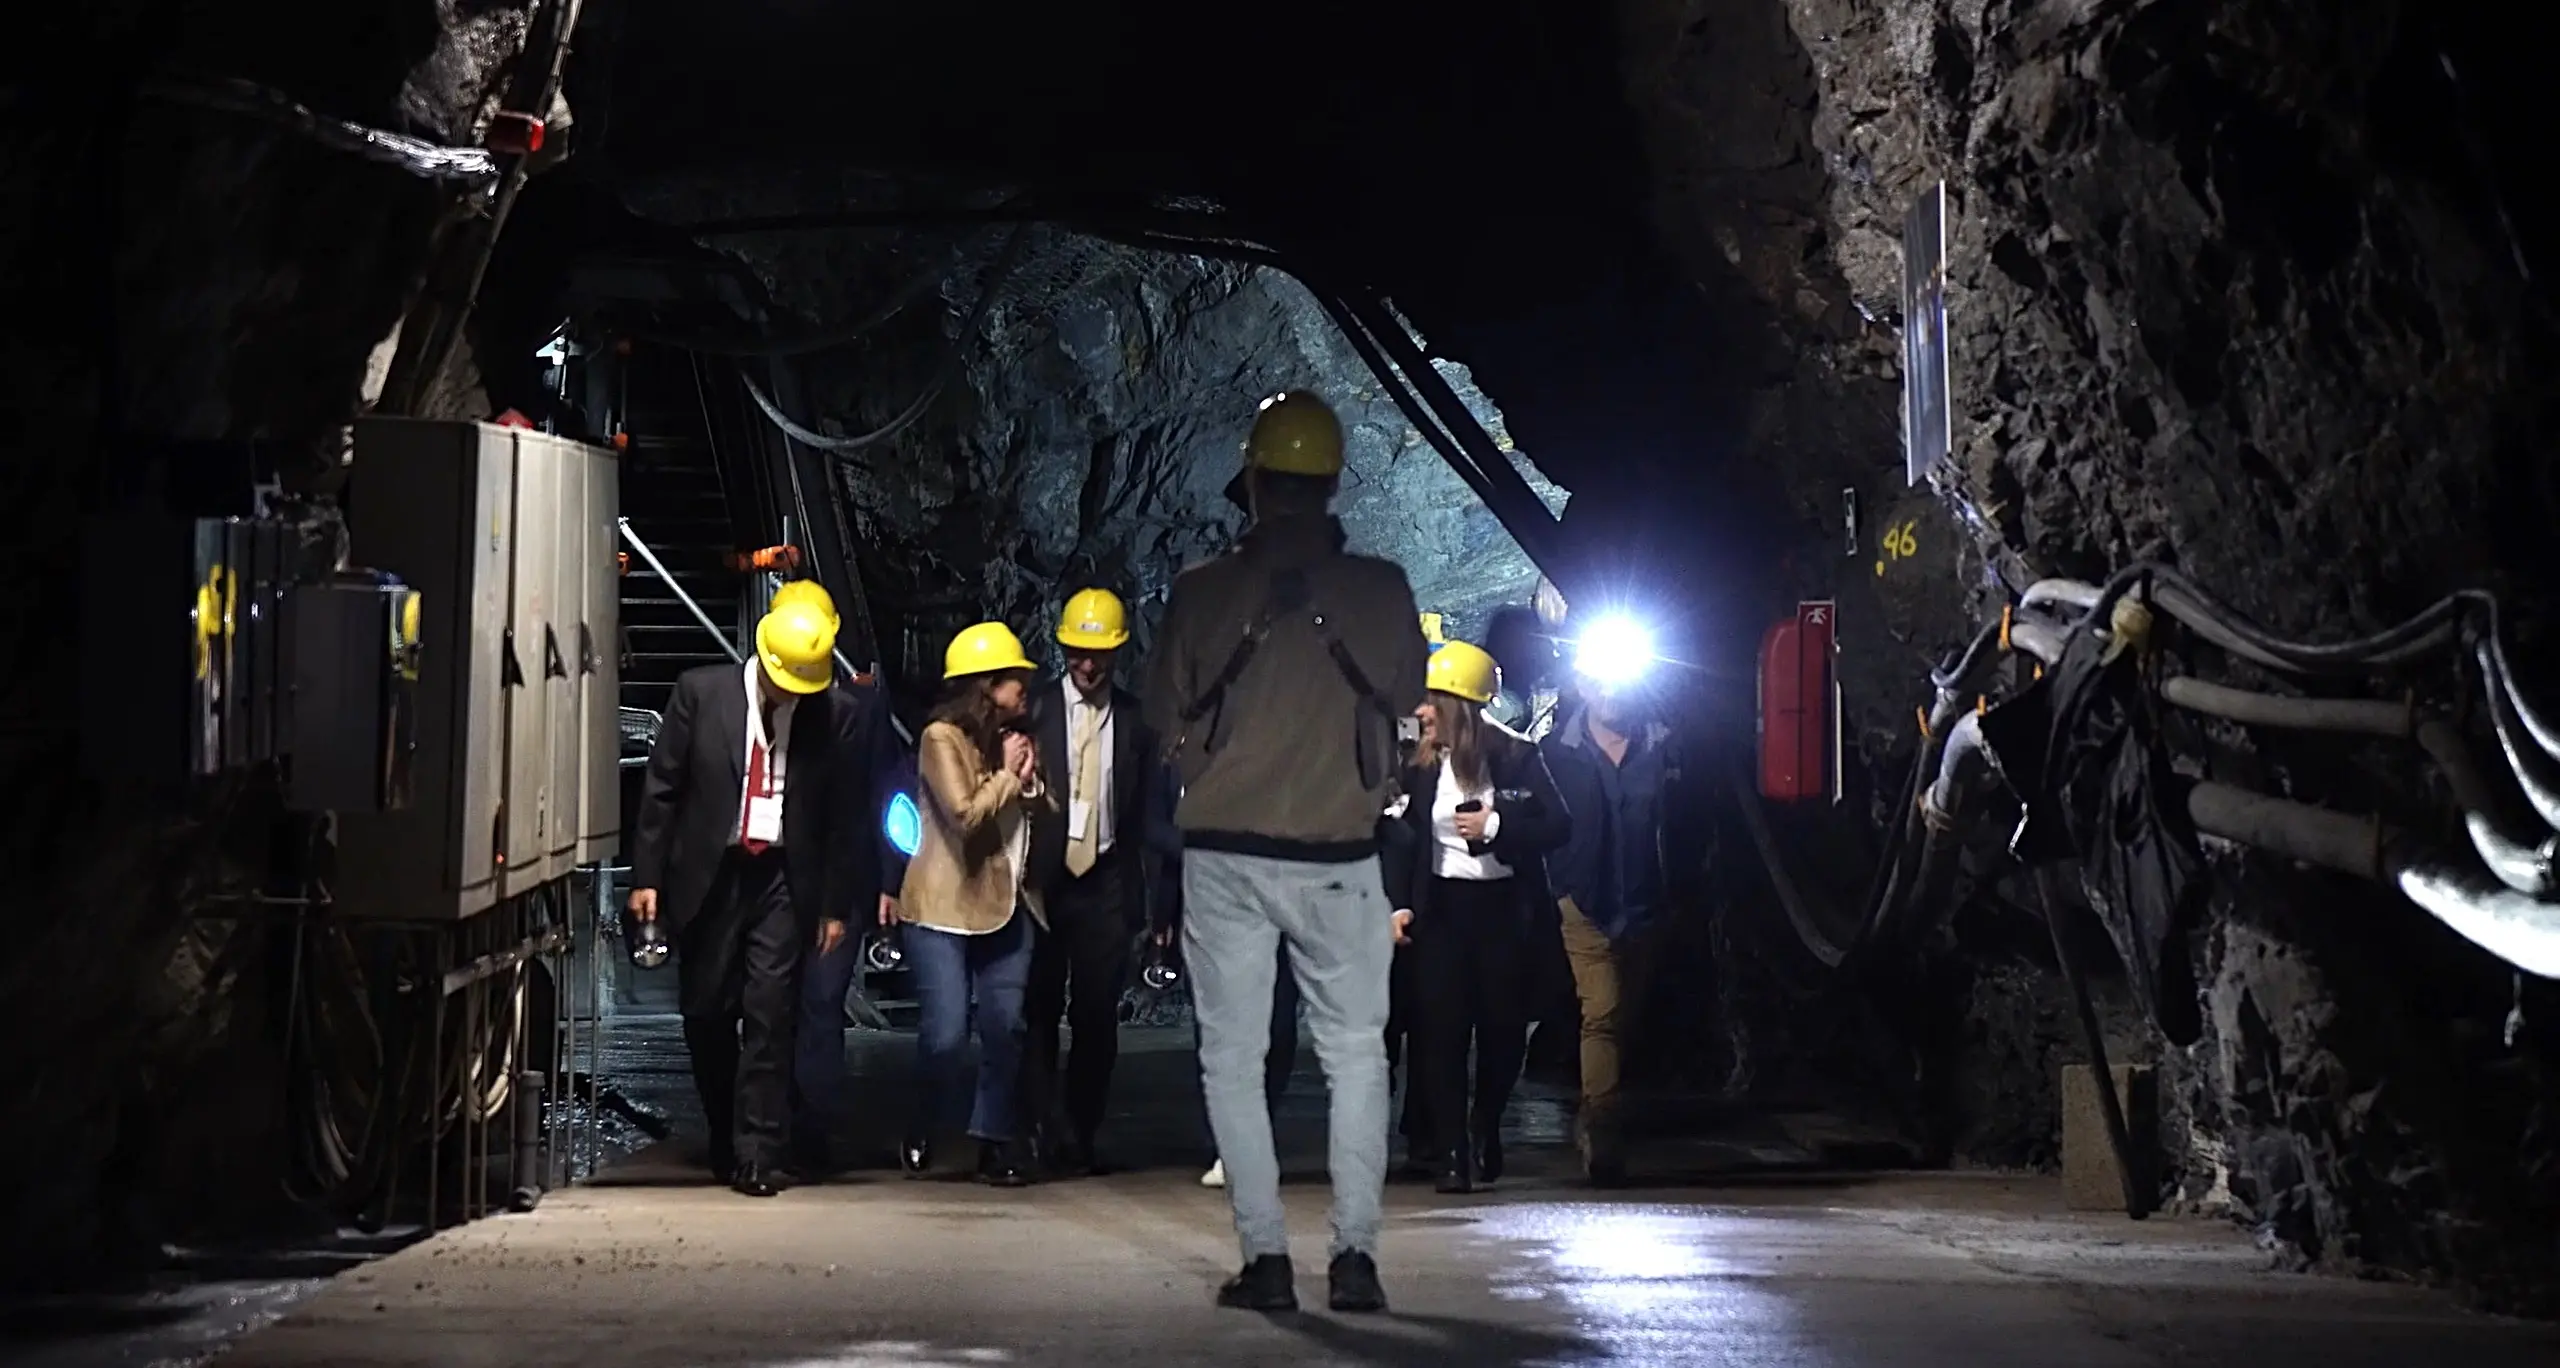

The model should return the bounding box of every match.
[676,850,800,1171]
[733,853,803,1167]
[1058,859,1133,1141]
[1022,913,1071,1139]
[1413,891,1476,1168]
[1386,944,1426,1155]
[1414,879,1528,1166]
[1023,852,1134,1144]
[1468,897,1531,1144]
[677,855,749,1169]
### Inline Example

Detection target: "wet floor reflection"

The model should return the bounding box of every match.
[1476,1205,1817,1365]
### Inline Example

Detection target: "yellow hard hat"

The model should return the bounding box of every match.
[770,578,838,628]
[1244,390,1344,478]
[1426,639,1500,705]
[1056,587,1130,651]
[756,605,837,695]
[944,621,1037,680]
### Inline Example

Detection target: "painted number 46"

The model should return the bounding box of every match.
[1881,520,1919,560]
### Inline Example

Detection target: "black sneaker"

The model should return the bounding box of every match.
[1216,1254,1298,1311]
[1327,1251,1387,1313]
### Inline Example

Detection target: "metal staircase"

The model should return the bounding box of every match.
[615,344,747,721]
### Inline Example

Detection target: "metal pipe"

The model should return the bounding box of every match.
[1923,711,1992,827]
[618,519,743,664]
[2187,781,2560,980]
[2161,677,2559,895]
[2021,579,2103,616]
[2187,781,2385,880]
[2008,619,2066,666]
[508,1070,545,1212]
[2163,676,2412,738]
[2481,625,2560,765]
[2477,642,2560,831]
[2392,860,2560,979]
[1327,290,1570,580]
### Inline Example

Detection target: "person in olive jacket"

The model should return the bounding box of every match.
[1379,639,1571,1194]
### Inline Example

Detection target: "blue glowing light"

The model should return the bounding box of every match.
[884,790,921,857]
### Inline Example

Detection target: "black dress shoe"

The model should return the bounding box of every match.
[730,1161,781,1198]
[789,1139,833,1183]
[1047,1131,1096,1177]
[1216,1254,1298,1311]
[1433,1149,1473,1195]
[976,1140,1032,1188]
[900,1135,932,1176]
[1327,1251,1387,1313]
[1474,1132,1505,1186]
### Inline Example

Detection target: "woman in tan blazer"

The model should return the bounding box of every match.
[895,621,1051,1185]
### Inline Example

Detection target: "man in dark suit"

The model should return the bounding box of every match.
[1019,587,1155,1174]
[630,599,881,1197]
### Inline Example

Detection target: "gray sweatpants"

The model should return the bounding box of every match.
[1183,847,1394,1262]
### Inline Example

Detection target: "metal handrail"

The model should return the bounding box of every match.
[618,518,743,664]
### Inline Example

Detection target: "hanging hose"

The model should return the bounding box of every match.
[733,224,1030,454]
[740,344,949,453]
[1726,764,1848,968]
[636,255,950,357]
[2032,867,2153,1219]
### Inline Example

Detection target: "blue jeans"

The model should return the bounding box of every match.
[907,912,1037,1143]
[1185,849,1393,1261]
[791,934,864,1157]
[1196,942,1299,1154]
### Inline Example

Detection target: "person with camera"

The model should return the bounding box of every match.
[1380,638,1571,1194]
[891,621,1051,1187]
[1145,390,1429,1314]
[1140,754,1304,1190]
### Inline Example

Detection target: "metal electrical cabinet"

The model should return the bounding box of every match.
[500,431,562,897]
[337,419,620,920]
[576,442,623,864]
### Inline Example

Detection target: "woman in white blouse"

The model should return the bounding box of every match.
[1380,639,1570,1194]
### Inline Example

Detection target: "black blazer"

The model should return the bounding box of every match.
[1024,677,1156,921]
[1380,722,1572,924]
[631,662,883,935]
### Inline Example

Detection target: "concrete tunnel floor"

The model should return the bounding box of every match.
[189,1022,2560,1367]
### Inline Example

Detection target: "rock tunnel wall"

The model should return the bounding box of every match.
[1610,0,2560,1311]
[642,212,1569,674]
[0,2,529,1290]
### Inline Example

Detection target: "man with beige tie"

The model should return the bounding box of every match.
[1020,588,1157,1175]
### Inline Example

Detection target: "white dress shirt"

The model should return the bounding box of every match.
[1063,676,1116,857]
[1429,760,1511,881]
[735,659,798,847]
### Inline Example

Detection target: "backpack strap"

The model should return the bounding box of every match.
[1170,568,1396,759]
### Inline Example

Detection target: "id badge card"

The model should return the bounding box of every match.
[745,793,783,844]
[1069,798,1094,837]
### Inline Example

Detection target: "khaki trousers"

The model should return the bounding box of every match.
[1559,895,1654,1157]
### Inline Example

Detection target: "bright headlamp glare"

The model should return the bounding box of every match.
[1572,614,1658,687]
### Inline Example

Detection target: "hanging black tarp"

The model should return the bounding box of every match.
[1977,627,2208,1046]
